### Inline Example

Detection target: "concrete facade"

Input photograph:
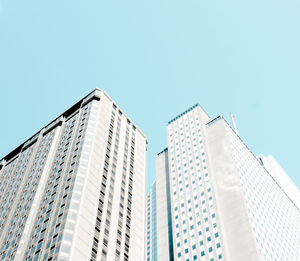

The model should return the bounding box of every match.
[205,118,260,261]
[0,89,146,261]
[148,104,300,261]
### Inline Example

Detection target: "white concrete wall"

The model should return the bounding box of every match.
[129,125,146,261]
[60,89,146,261]
[67,94,111,261]
[205,119,260,261]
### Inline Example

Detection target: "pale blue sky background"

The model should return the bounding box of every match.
[0,0,299,191]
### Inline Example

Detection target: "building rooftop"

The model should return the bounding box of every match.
[0,88,146,164]
[167,103,200,125]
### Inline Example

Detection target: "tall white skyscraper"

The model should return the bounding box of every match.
[0,89,147,261]
[148,104,300,261]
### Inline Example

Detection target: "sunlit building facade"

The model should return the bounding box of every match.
[148,104,300,261]
[0,89,147,261]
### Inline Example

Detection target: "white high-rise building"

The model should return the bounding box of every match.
[148,104,300,261]
[145,149,174,261]
[0,89,147,261]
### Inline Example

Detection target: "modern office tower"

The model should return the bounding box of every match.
[145,182,157,261]
[0,89,147,261]
[149,104,300,261]
[146,149,175,261]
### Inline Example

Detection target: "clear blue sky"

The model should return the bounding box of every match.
[0,0,299,191]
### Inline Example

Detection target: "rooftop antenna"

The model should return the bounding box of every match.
[230,113,239,136]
